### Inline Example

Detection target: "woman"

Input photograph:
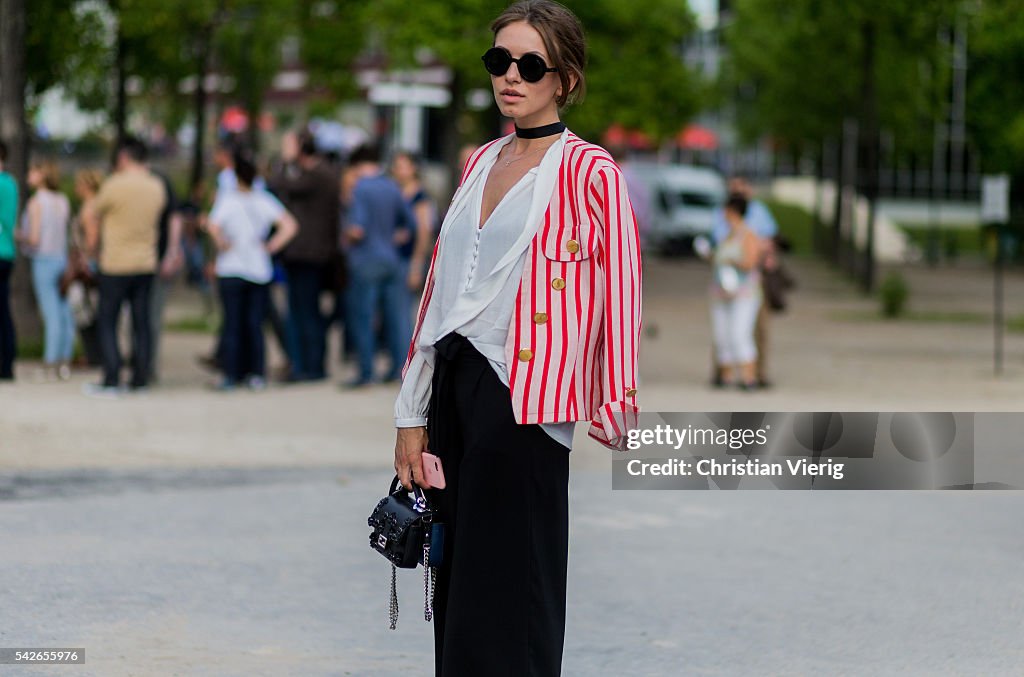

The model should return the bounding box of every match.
[206,151,298,390]
[709,194,762,390]
[391,151,435,291]
[69,169,104,366]
[394,2,642,674]
[19,160,73,380]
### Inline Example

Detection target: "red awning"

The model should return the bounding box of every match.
[677,124,718,151]
[602,123,652,150]
[220,106,249,133]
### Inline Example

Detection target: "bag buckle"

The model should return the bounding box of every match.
[376,534,388,549]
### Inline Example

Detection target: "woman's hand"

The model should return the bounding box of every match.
[406,266,424,291]
[395,427,429,491]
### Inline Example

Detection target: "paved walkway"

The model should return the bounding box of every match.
[3,257,1024,470]
[1,257,1023,675]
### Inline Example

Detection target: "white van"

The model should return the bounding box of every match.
[626,162,726,255]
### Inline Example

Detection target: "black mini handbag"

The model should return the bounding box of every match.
[367,476,443,629]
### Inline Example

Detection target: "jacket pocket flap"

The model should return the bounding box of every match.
[540,218,597,261]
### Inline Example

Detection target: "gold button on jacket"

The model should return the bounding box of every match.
[625,388,638,397]
[533,313,548,324]
[518,349,534,362]
[566,239,580,253]
[551,277,566,290]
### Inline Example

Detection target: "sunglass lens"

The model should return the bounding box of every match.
[518,54,547,82]
[482,48,512,76]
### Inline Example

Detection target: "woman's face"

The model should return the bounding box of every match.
[28,168,42,189]
[281,132,300,161]
[74,178,90,199]
[491,21,561,125]
[392,155,415,184]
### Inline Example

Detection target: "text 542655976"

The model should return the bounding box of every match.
[0,648,85,664]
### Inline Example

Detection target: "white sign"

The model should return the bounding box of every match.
[981,174,1010,223]
[368,83,451,108]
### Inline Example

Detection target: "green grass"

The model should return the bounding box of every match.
[164,314,219,334]
[16,338,45,360]
[16,339,86,360]
[832,309,987,324]
[762,199,815,257]
[832,308,1024,331]
[897,225,987,258]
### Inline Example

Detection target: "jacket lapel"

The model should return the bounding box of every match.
[436,135,513,252]
[433,128,570,340]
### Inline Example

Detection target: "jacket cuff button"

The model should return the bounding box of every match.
[625,388,637,397]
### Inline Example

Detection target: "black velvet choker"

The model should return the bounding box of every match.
[515,121,566,139]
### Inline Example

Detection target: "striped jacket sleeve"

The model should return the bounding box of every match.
[586,161,643,451]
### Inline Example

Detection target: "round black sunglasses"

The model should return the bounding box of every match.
[481,47,558,83]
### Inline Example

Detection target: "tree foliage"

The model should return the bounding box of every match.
[367,0,701,144]
[296,0,367,101]
[724,0,958,157]
[26,0,111,109]
[566,0,700,143]
[968,0,1024,178]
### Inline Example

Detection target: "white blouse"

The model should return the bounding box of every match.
[394,140,575,449]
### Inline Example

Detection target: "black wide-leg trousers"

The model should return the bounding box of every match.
[426,332,570,677]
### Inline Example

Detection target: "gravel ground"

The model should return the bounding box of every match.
[1,467,1022,676]
[1,257,1023,675]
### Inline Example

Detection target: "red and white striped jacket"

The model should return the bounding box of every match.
[404,131,642,451]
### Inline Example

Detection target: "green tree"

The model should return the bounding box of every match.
[724,0,958,290]
[969,0,1024,202]
[297,0,367,104]
[369,0,700,169]
[26,0,111,110]
[565,0,699,144]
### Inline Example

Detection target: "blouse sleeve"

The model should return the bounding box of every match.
[394,345,434,428]
[586,163,643,451]
[394,224,444,429]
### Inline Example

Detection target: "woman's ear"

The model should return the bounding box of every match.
[556,73,578,101]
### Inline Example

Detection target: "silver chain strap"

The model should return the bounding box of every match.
[389,564,399,630]
[423,543,435,621]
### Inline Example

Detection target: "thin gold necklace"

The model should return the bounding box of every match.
[501,139,556,167]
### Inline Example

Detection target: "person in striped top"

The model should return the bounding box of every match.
[392,2,642,675]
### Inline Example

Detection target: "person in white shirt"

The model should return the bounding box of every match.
[206,151,297,390]
[710,175,779,386]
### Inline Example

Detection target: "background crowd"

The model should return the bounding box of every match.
[0,131,441,396]
[0,129,795,398]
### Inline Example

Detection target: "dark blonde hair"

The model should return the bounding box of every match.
[491,0,587,108]
[31,160,61,191]
[75,168,103,195]
[391,150,422,180]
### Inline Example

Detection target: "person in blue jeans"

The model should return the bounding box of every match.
[18,161,74,380]
[267,132,340,382]
[342,144,415,387]
[0,140,19,381]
